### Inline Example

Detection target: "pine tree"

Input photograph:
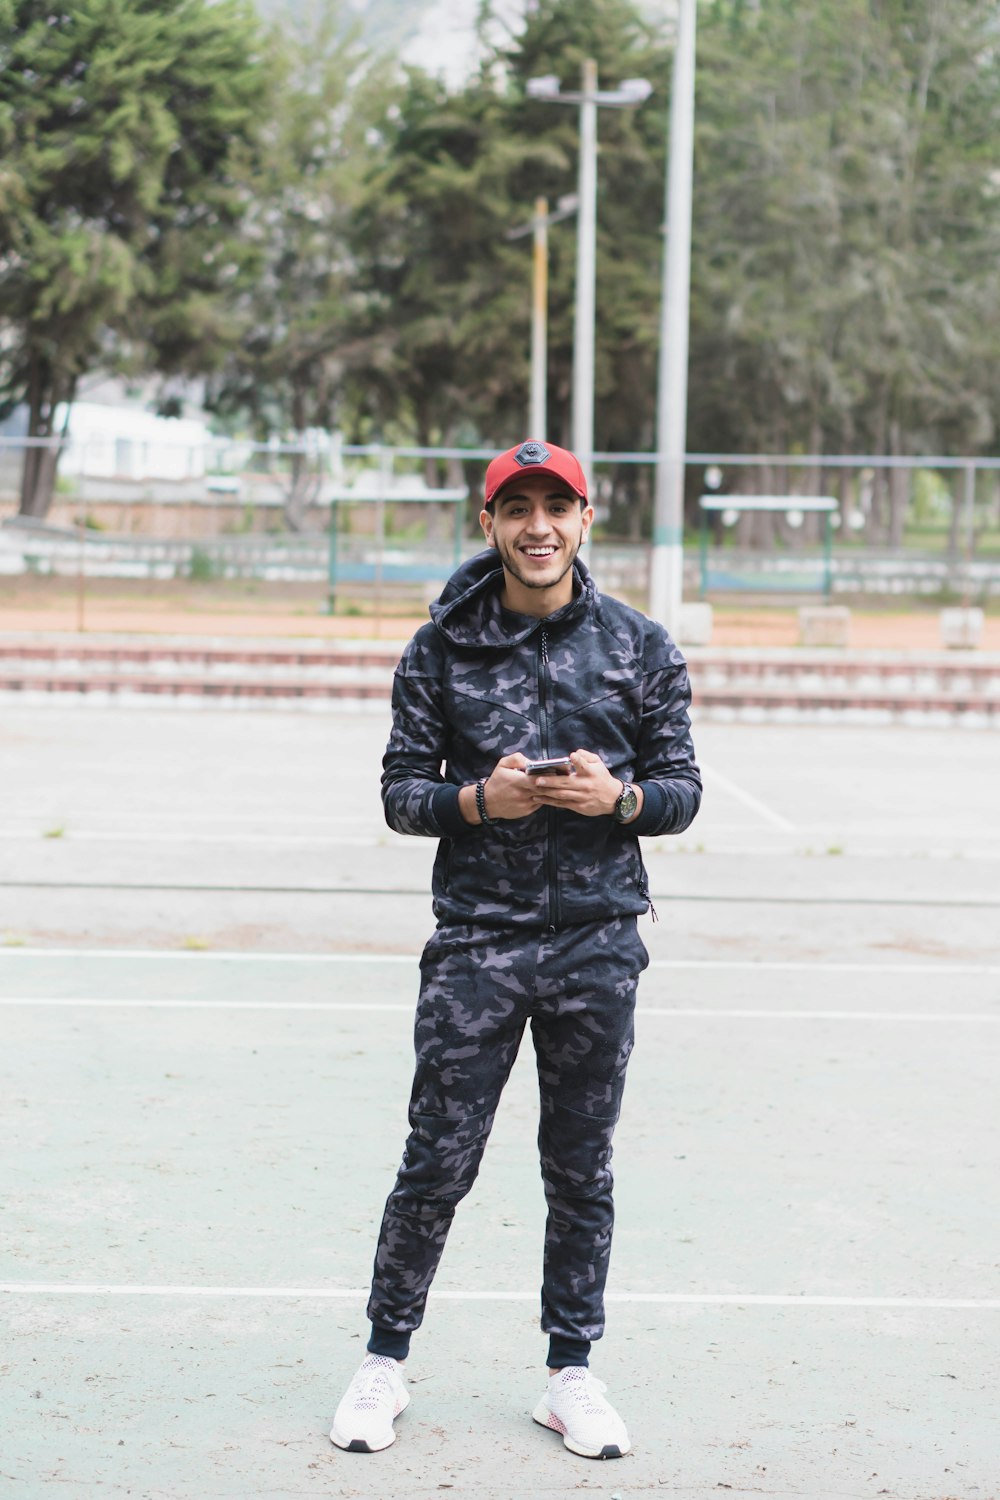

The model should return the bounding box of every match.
[0,0,264,517]
[202,0,395,526]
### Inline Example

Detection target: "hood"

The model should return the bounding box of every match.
[428,548,596,650]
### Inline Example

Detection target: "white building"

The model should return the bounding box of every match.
[56,401,210,482]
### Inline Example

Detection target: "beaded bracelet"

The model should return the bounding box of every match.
[475,778,496,826]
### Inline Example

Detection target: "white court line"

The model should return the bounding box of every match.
[699,762,796,833]
[1,949,998,975]
[1,812,374,828]
[1,998,996,1022]
[0,831,385,848]
[1,1283,997,1310]
[0,997,411,1012]
[0,948,416,963]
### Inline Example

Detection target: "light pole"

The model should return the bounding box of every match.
[506,193,579,437]
[651,0,697,633]
[527,64,652,485]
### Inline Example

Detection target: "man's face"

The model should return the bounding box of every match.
[481,475,593,597]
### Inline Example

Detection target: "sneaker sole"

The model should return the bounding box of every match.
[531,1399,631,1460]
[330,1390,410,1453]
[330,1434,392,1454]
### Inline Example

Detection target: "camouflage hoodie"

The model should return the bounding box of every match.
[381,549,702,931]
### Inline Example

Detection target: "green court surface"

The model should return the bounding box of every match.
[1,704,998,1498]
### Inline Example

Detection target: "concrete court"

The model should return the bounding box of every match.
[1,701,998,1499]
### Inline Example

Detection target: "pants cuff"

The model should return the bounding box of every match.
[546,1335,591,1368]
[367,1323,412,1361]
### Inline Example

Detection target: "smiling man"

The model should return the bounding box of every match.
[331,439,702,1460]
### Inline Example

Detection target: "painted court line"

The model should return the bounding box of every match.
[700,762,797,833]
[2,949,998,976]
[1,1283,997,1310]
[0,831,383,848]
[1,998,996,1023]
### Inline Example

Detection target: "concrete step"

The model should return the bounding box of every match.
[692,650,1000,697]
[0,634,998,721]
[0,640,395,671]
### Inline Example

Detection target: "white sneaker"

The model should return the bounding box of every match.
[330,1354,410,1453]
[532,1366,631,1459]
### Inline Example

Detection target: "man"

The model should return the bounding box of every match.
[331,439,701,1459]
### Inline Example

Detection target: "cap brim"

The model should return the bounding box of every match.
[489,465,587,504]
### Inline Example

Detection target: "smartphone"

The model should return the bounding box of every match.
[524,757,573,776]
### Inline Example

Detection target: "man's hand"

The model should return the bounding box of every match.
[459,752,544,824]
[460,749,643,824]
[531,749,643,820]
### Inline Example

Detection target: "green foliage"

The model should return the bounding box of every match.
[342,0,668,502]
[911,469,950,525]
[205,0,394,442]
[187,546,217,581]
[0,0,265,516]
[691,0,1000,462]
[7,0,1000,548]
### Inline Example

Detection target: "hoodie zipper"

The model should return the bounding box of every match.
[539,625,560,935]
[636,853,659,922]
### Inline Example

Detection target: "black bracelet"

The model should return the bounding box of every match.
[475,778,496,826]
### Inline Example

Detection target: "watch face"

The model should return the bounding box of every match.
[617,786,638,820]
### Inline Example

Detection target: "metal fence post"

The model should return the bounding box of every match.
[964,461,976,604]
[375,446,391,634]
[964,462,976,554]
[326,499,339,615]
[452,495,464,573]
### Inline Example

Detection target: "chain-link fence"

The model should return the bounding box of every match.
[2,436,999,611]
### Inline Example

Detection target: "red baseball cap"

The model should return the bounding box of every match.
[484,440,588,506]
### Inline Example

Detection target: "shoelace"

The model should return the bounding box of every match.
[350,1361,397,1413]
[556,1371,610,1416]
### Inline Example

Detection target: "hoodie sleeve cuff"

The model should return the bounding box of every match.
[431,782,474,837]
[629,781,668,836]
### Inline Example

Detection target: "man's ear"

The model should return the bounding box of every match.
[580,503,595,542]
[480,508,495,546]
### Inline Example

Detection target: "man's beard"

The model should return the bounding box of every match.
[497,536,580,591]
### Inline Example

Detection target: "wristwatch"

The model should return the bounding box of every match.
[614,780,638,823]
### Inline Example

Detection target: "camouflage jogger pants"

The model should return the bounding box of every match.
[366,916,649,1360]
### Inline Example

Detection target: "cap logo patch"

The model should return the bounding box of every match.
[514,441,550,467]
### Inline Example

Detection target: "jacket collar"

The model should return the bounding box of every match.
[429,549,595,650]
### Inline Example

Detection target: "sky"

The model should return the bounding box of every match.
[393,0,529,84]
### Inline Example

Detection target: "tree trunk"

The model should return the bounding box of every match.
[869,396,889,544]
[629,465,647,543]
[19,356,74,520]
[803,418,823,545]
[752,463,775,550]
[283,378,312,532]
[887,421,909,549]
[871,468,889,544]
[838,466,852,533]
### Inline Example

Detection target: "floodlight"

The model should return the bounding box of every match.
[619,78,653,102]
[527,75,560,99]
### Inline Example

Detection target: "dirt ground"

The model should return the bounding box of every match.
[1,576,998,649]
